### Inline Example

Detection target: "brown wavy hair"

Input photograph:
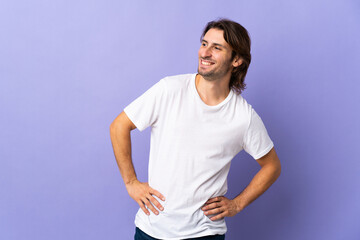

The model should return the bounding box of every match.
[201,19,251,94]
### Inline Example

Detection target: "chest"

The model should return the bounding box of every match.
[161,101,248,157]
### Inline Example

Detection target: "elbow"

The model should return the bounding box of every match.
[271,149,281,180]
[274,159,282,180]
[110,119,122,137]
[109,120,116,134]
[267,156,281,181]
[276,163,282,179]
[110,120,117,131]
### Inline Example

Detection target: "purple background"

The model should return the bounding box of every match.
[1,0,359,239]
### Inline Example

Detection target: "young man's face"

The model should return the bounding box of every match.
[198,28,237,80]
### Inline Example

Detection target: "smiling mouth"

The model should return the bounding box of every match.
[201,59,215,66]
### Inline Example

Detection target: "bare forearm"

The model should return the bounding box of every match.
[110,113,165,215]
[110,121,137,185]
[233,159,281,212]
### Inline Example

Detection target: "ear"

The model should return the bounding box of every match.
[232,56,243,68]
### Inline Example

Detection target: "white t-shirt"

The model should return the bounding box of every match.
[124,73,274,239]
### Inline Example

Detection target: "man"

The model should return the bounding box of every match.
[110,19,281,240]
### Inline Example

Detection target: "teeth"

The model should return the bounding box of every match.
[202,61,212,66]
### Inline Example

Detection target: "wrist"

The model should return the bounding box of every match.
[233,197,245,213]
[125,178,138,186]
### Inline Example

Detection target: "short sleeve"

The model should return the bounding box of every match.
[124,79,166,132]
[243,108,274,159]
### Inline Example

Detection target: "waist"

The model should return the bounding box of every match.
[135,207,227,239]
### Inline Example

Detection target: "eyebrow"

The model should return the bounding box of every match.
[201,39,226,48]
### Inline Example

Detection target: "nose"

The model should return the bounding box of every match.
[199,46,211,59]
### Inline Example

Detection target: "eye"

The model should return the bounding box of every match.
[214,46,221,50]
[201,42,207,47]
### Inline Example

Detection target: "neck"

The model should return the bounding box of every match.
[195,74,231,106]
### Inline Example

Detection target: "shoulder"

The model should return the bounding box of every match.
[232,93,255,122]
[160,73,195,93]
[234,93,253,112]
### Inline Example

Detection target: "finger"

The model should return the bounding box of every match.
[137,200,150,216]
[204,206,224,216]
[210,212,226,221]
[150,188,166,201]
[148,195,164,211]
[143,197,159,215]
[202,201,222,211]
[205,196,222,205]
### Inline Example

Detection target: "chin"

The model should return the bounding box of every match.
[198,67,211,77]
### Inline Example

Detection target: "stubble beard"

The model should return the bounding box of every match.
[197,60,233,82]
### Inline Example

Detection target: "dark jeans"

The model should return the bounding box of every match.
[135,227,225,240]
